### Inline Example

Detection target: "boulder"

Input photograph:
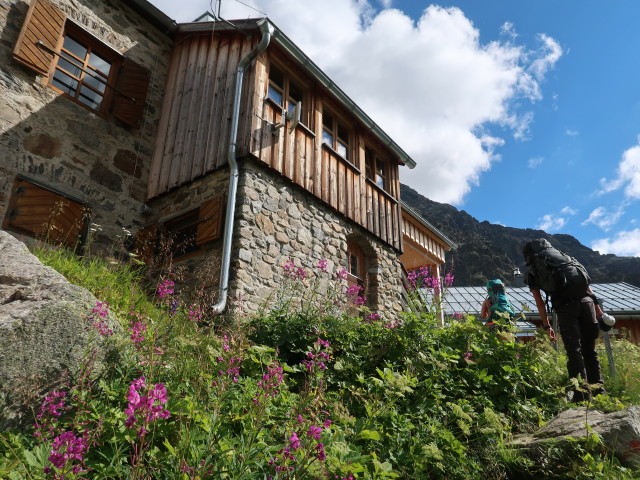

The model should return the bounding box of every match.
[510,406,640,469]
[0,230,121,431]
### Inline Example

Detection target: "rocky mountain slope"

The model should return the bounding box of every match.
[401,184,640,288]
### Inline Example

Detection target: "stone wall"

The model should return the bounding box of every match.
[232,160,404,319]
[0,0,172,249]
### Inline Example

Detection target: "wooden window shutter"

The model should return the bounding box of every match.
[3,178,87,248]
[196,196,224,245]
[13,0,65,76]
[113,57,150,128]
[134,223,158,262]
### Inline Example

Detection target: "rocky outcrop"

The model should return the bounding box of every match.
[510,406,640,469]
[0,230,121,430]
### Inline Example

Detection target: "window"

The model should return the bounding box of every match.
[2,177,89,249]
[322,110,350,159]
[365,147,388,191]
[50,26,117,114]
[135,196,224,261]
[13,0,150,128]
[267,63,305,121]
[346,240,366,289]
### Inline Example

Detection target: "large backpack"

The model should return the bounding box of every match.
[523,238,590,299]
[486,279,515,323]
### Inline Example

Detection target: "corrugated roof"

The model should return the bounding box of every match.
[438,282,640,316]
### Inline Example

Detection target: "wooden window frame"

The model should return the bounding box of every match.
[346,240,366,288]
[12,0,150,128]
[267,62,308,126]
[2,177,89,250]
[365,147,388,192]
[48,22,120,117]
[322,108,351,160]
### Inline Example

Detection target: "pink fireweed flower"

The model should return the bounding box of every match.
[384,320,401,329]
[129,321,146,346]
[464,352,473,361]
[255,364,284,401]
[47,431,88,473]
[443,272,455,288]
[367,313,381,322]
[188,305,203,323]
[89,301,113,336]
[336,268,348,280]
[288,432,302,451]
[124,376,170,436]
[354,295,366,306]
[346,284,362,297]
[157,279,175,299]
[283,259,307,280]
[307,425,323,441]
[316,442,326,461]
[37,391,67,420]
[316,259,328,273]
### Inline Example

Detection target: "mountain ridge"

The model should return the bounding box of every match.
[401,184,640,288]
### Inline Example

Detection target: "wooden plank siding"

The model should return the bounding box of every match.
[148,31,404,250]
[401,213,448,264]
[148,31,259,198]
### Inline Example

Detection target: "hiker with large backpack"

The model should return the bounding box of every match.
[480,279,515,330]
[522,238,605,401]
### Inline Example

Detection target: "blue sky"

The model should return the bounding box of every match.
[148,0,640,257]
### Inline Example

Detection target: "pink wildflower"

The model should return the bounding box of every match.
[157,279,175,299]
[124,376,170,436]
[47,431,88,474]
[90,301,113,336]
[316,259,328,272]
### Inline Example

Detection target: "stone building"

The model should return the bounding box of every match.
[1,0,454,319]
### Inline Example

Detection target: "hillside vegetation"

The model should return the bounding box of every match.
[1,244,639,479]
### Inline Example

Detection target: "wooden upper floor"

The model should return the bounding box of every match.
[147,19,416,251]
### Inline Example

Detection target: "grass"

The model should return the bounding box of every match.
[0,243,638,479]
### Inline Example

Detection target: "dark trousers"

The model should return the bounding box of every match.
[555,297,604,385]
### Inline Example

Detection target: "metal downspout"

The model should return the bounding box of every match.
[212,18,273,314]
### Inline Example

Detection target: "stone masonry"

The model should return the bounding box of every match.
[232,160,405,319]
[0,0,172,249]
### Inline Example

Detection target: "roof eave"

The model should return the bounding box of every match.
[401,200,457,249]
[176,17,416,169]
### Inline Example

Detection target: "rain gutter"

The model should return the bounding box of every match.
[212,18,273,314]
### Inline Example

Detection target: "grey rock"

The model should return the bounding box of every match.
[510,406,640,469]
[0,230,121,431]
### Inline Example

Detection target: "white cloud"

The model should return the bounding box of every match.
[527,156,544,168]
[599,142,640,199]
[537,214,566,232]
[560,206,577,215]
[591,229,640,257]
[149,0,561,204]
[582,205,625,231]
[565,129,579,136]
[528,34,562,81]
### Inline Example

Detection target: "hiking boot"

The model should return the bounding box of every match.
[570,389,591,403]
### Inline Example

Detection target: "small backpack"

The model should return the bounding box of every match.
[522,238,590,299]
[486,279,515,323]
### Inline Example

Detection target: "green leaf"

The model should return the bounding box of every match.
[164,438,176,455]
[358,429,381,441]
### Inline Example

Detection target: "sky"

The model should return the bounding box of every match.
[148,0,640,258]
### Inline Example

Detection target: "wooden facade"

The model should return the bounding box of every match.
[148,23,406,251]
[400,205,454,273]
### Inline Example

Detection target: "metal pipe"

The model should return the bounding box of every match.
[212,18,273,314]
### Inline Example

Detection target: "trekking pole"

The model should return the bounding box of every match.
[600,300,616,378]
[603,330,616,378]
[549,307,558,352]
